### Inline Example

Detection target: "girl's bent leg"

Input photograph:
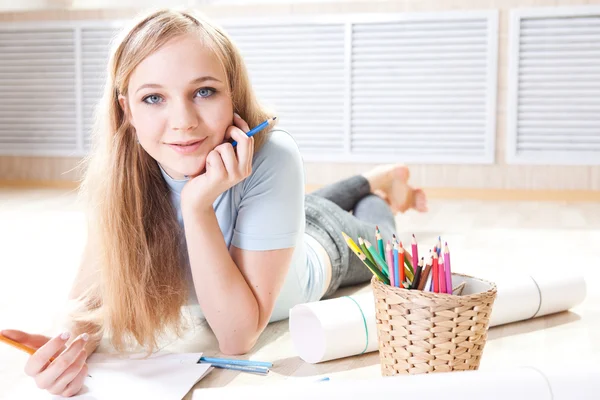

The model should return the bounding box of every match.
[309,176,371,212]
[305,193,396,299]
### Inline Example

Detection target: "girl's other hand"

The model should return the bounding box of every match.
[1,329,89,398]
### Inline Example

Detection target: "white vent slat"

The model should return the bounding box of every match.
[507,7,600,165]
[353,59,487,69]
[226,23,346,153]
[0,27,77,154]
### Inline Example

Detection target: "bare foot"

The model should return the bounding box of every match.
[363,164,428,214]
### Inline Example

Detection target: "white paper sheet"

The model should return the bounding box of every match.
[194,365,600,400]
[289,274,586,363]
[5,352,211,400]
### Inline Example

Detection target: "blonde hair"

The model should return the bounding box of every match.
[73,8,274,353]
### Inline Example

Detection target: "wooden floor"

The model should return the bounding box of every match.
[0,188,599,399]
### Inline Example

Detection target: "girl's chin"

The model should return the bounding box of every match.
[176,163,206,179]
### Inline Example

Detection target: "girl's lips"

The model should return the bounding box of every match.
[167,138,205,154]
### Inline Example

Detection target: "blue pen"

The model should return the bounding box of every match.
[198,356,273,368]
[231,116,277,147]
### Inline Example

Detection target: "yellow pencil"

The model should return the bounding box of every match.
[341,232,362,255]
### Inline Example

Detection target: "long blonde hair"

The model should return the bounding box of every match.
[74,8,273,353]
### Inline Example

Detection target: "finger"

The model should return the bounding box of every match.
[48,349,87,395]
[230,128,253,174]
[205,150,226,177]
[24,332,71,377]
[214,144,238,178]
[232,112,250,133]
[227,125,251,144]
[61,363,88,398]
[1,329,52,350]
[34,334,88,390]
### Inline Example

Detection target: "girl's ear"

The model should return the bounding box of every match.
[118,94,132,122]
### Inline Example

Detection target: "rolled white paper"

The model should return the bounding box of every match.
[289,295,379,364]
[289,274,586,364]
[196,365,600,400]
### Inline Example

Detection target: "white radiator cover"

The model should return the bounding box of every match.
[507,6,600,165]
[0,12,498,164]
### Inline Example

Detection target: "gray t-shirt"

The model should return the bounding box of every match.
[159,129,323,322]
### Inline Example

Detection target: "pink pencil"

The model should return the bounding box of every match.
[439,256,447,294]
[411,234,418,273]
[386,241,395,287]
[444,243,453,294]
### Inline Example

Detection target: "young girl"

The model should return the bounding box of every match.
[1,8,426,397]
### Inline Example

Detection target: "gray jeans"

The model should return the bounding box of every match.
[305,176,396,298]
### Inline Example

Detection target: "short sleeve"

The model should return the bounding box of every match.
[230,130,305,251]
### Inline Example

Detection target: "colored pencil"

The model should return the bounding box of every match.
[347,238,390,284]
[199,356,273,368]
[386,241,395,287]
[437,236,442,256]
[444,243,453,294]
[432,251,439,293]
[439,256,447,294]
[231,116,277,147]
[364,239,390,279]
[392,241,400,288]
[206,363,269,375]
[375,226,385,260]
[411,257,424,290]
[411,234,419,275]
[341,232,362,255]
[417,262,432,291]
[398,241,406,285]
[358,237,376,266]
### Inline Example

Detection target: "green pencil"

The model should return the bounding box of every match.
[375,226,385,259]
[364,239,390,279]
[358,237,376,266]
[343,238,389,284]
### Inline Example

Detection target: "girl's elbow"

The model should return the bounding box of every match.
[218,337,256,355]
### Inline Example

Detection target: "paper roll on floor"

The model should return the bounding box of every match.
[196,365,600,400]
[289,274,586,364]
[289,295,379,364]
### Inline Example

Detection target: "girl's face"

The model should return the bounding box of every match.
[119,33,233,180]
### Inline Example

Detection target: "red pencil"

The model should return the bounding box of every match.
[432,251,439,293]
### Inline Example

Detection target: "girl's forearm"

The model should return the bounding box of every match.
[182,206,261,355]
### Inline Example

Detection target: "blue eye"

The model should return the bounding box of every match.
[143,94,163,105]
[196,88,215,98]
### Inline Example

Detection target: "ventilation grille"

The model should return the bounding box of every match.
[0,28,77,155]
[351,18,495,163]
[507,7,600,165]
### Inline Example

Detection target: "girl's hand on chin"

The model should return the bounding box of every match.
[181,113,254,215]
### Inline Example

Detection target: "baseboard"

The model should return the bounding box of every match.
[307,185,600,202]
[2,180,600,202]
[0,179,80,189]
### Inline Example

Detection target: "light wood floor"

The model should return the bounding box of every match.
[0,188,599,399]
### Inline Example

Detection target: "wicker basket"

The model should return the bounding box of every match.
[371,273,497,375]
